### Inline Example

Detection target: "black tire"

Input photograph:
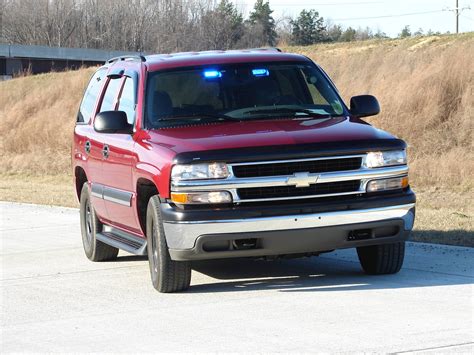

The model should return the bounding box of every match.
[357,242,405,275]
[146,195,191,293]
[80,183,119,262]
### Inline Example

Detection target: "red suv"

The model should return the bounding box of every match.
[73,49,415,293]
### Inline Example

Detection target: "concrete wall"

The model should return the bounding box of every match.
[0,44,142,78]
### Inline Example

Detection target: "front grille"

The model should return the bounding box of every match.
[238,180,361,200]
[232,157,362,178]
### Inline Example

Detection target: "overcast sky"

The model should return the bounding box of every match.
[233,0,474,37]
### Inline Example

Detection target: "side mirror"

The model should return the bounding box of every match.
[94,111,133,134]
[350,95,380,118]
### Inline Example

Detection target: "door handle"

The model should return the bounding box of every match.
[102,145,109,159]
[84,141,91,154]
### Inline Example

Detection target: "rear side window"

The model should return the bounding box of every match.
[77,69,105,123]
[118,77,136,124]
[100,78,122,112]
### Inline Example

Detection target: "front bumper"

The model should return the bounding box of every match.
[162,195,415,260]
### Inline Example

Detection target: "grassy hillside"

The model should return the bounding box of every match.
[285,34,474,190]
[0,34,473,245]
[0,67,96,175]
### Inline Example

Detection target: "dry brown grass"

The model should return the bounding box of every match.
[0,174,75,207]
[0,67,96,175]
[0,34,473,245]
[412,190,473,247]
[286,33,474,191]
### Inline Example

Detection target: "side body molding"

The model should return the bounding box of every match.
[91,183,132,207]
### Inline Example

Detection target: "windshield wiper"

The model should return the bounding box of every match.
[156,113,241,122]
[243,107,331,118]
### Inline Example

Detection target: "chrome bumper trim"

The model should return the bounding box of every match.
[163,203,415,250]
[171,165,409,191]
[171,164,409,203]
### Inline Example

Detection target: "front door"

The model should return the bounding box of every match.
[96,74,141,233]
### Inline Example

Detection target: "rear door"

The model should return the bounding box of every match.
[75,68,108,218]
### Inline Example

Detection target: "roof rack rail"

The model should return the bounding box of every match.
[246,47,282,52]
[107,55,146,64]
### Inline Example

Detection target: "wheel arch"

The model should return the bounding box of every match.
[74,166,88,202]
[136,177,160,234]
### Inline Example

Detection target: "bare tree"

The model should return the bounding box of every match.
[0,0,382,53]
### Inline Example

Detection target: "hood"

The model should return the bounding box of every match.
[146,116,395,154]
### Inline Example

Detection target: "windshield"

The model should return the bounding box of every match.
[145,62,346,128]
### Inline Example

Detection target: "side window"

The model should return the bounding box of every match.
[99,77,122,112]
[78,69,105,123]
[118,77,136,124]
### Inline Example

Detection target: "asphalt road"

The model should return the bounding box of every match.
[1,202,473,353]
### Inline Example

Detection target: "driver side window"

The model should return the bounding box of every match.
[100,78,122,112]
[118,77,136,124]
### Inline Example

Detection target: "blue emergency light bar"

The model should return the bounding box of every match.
[203,70,222,79]
[252,69,269,77]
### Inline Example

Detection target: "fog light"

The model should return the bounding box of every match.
[171,191,232,204]
[366,176,408,192]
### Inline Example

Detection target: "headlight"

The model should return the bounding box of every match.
[171,191,232,204]
[171,163,229,181]
[363,150,406,168]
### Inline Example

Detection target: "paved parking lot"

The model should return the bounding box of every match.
[1,202,473,353]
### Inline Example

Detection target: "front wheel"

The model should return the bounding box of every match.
[357,242,405,275]
[79,183,118,262]
[146,195,191,293]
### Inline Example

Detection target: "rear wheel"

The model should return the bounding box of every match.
[80,183,118,261]
[146,195,191,293]
[357,242,405,275]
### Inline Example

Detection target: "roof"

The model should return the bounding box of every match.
[143,48,310,71]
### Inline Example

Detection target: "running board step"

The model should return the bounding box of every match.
[96,226,147,255]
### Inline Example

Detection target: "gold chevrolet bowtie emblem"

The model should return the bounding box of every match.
[286,172,319,188]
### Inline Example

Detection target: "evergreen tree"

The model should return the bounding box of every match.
[290,9,325,46]
[216,0,244,45]
[217,0,243,29]
[399,25,412,38]
[339,27,356,42]
[373,29,388,39]
[413,28,424,36]
[247,0,277,46]
[201,0,244,49]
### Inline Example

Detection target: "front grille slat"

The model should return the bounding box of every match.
[238,180,361,200]
[232,157,362,178]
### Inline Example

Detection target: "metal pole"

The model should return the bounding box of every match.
[456,0,459,34]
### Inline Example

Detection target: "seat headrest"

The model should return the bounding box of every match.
[252,77,281,106]
[153,91,173,117]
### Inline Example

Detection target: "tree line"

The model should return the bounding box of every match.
[0,0,440,53]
